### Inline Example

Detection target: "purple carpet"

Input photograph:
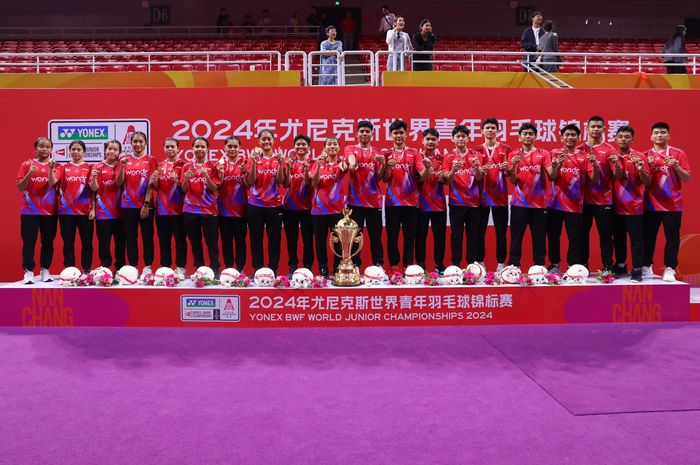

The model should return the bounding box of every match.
[1,324,699,465]
[483,324,700,414]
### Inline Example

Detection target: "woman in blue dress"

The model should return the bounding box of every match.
[319,26,343,85]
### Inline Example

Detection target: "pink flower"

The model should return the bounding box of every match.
[596,270,615,284]
[422,272,440,286]
[77,273,95,286]
[518,274,533,286]
[311,276,328,288]
[96,274,113,287]
[462,271,477,285]
[196,280,205,288]
[389,272,405,286]
[484,272,500,286]
[274,276,291,289]
[546,273,562,285]
[233,274,251,287]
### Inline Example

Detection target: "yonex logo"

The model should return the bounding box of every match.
[58,126,108,141]
[185,298,216,307]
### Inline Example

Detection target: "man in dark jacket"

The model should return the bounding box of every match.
[521,11,544,62]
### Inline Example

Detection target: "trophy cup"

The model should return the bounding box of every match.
[329,208,363,286]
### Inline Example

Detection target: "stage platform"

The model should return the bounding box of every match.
[0,276,691,328]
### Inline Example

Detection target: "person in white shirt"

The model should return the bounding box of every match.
[386,16,412,71]
[520,10,544,62]
[379,6,396,35]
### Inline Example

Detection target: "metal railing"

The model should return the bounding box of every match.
[0,25,320,39]
[340,50,374,86]
[0,50,283,72]
[307,50,342,86]
[284,50,308,85]
[399,50,698,75]
[0,48,698,85]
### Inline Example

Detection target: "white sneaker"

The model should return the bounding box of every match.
[641,266,654,279]
[40,268,52,282]
[175,267,186,281]
[140,266,153,280]
[663,267,676,282]
[496,263,505,273]
[23,270,34,285]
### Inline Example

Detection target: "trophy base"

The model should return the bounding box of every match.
[332,267,362,287]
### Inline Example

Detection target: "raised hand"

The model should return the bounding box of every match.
[29,164,38,174]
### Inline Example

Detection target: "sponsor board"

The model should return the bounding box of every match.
[180,295,240,322]
[48,119,150,162]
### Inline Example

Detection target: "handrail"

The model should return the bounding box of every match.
[0,48,697,81]
[340,50,374,87]
[521,61,573,88]
[284,50,308,85]
[0,50,284,71]
[307,50,341,86]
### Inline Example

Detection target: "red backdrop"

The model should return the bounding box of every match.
[2,87,698,282]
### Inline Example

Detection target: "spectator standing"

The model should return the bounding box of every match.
[386,16,412,71]
[216,8,232,35]
[307,5,321,32]
[538,20,560,72]
[340,12,358,50]
[258,9,273,34]
[241,14,255,34]
[379,6,396,36]
[520,11,544,62]
[288,11,300,34]
[412,19,437,71]
[663,25,687,74]
[319,26,343,85]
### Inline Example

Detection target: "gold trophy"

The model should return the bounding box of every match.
[329,208,363,286]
